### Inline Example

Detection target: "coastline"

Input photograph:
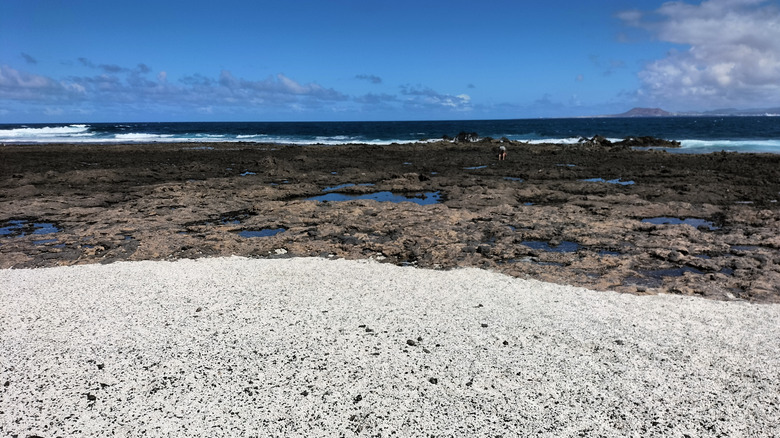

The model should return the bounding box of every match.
[1,140,779,301]
[4,117,780,154]
[2,256,779,436]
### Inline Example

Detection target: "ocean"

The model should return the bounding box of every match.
[1,117,779,154]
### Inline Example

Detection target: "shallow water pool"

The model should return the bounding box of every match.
[521,240,581,253]
[0,220,61,238]
[306,191,441,205]
[238,228,286,238]
[581,178,635,185]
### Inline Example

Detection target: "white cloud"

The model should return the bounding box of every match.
[277,74,307,94]
[0,65,72,101]
[1,58,477,120]
[615,10,642,26]
[217,71,347,101]
[0,65,55,89]
[63,81,86,94]
[1,61,349,111]
[399,85,473,111]
[621,0,780,109]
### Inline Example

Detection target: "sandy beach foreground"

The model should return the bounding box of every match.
[2,257,779,437]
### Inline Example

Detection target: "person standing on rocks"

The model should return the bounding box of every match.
[498,145,507,161]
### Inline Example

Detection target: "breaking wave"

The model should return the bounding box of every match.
[1,118,778,153]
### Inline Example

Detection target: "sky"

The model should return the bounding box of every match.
[2,0,780,123]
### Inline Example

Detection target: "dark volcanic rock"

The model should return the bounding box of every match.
[1,140,779,302]
[454,132,480,143]
[616,136,681,148]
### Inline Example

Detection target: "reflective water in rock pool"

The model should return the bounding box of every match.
[238,228,286,238]
[521,240,581,253]
[306,191,441,205]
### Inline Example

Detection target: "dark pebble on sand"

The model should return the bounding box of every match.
[481,323,488,328]
[429,377,438,384]
[406,339,417,346]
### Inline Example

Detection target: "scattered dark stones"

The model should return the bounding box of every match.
[353,394,362,404]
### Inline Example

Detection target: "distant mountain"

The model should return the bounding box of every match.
[611,107,674,117]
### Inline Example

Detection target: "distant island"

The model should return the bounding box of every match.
[611,108,673,117]
[606,107,780,117]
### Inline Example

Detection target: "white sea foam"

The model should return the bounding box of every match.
[114,133,175,140]
[236,134,266,139]
[525,137,598,144]
[0,124,91,139]
[263,136,419,146]
[679,139,780,153]
[193,134,226,139]
[2,123,778,153]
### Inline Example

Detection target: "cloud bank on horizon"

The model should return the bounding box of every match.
[1,0,779,122]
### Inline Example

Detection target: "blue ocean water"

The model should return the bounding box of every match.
[1,117,779,153]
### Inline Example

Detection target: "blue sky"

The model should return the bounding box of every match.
[2,0,779,122]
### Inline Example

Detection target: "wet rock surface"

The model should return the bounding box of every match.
[2,140,779,302]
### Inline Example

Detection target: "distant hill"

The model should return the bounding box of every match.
[611,107,673,117]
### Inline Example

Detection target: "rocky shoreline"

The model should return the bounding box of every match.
[1,140,779,302]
